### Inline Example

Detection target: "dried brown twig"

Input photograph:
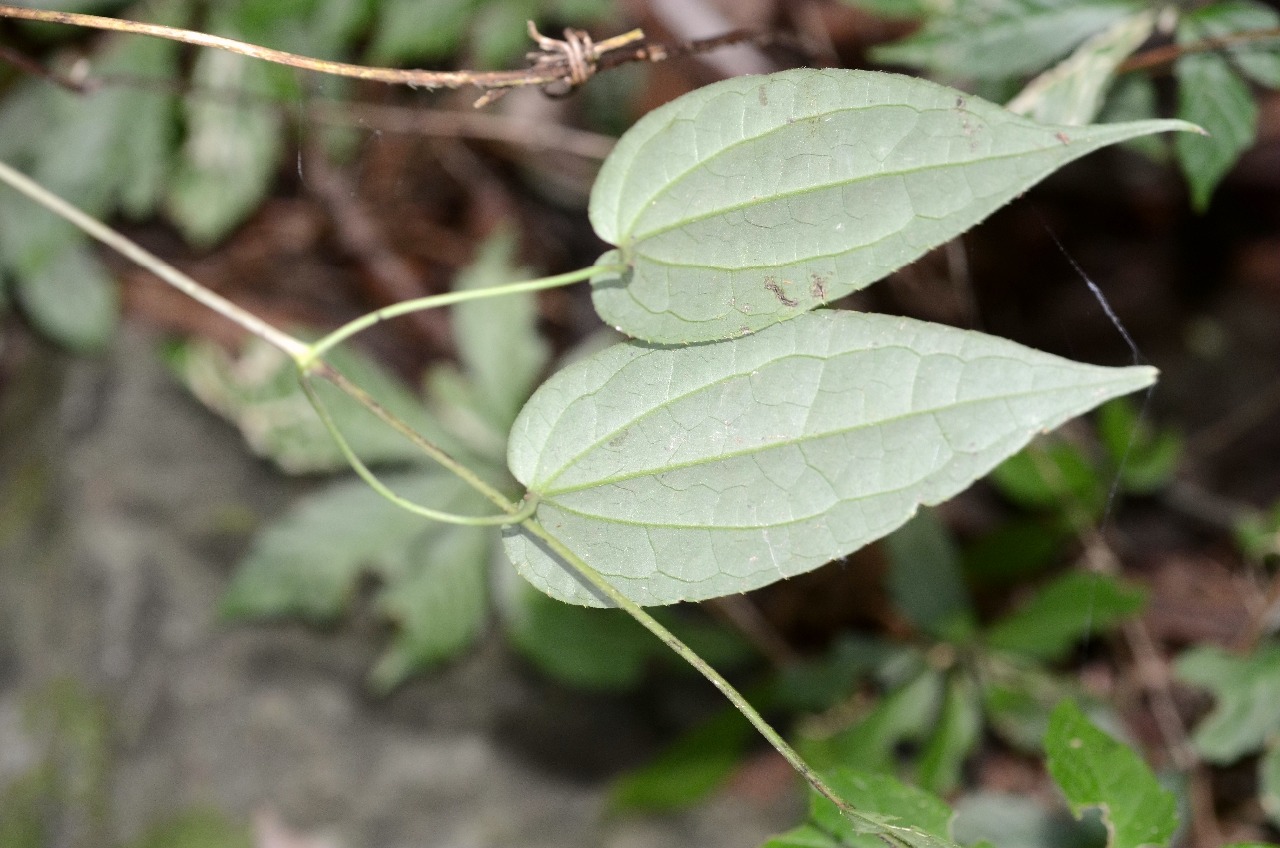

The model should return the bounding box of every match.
[0,5,801,107]
[0,6,643,105]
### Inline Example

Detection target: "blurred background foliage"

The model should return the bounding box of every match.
[2,1,1280,846]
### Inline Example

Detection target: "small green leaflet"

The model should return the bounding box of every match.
[588,68,1196,344]
[1045,700,1177,848]
[502,310,1155,607]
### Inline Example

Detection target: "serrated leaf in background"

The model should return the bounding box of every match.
[504,310,1156,607]
[222,470,485,621]
[588,68,1194,344]
[222,469,495,685]
[1175,8,1260,212]
[984,571,1145,662]
[170,336,454,473]
[1175,642,1280,762]
[870,0,1142,81]
[370,518,493,691]
[1045,700,1177,848]
[886,509,977,640]
[1006,11,1155,126]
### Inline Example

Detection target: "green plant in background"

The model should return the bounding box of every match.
[1176,641,1280,831]
[851,0,1280,210]
[0,0,617,350]
[607,509,1147,814]
[762,700,1185,848]
[3,2,1277,844]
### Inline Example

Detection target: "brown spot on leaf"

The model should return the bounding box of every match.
[757,85,768,107]
[765,277,799,308]
[809,273,829,302]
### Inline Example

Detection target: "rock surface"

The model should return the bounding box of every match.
[0,327,798,848]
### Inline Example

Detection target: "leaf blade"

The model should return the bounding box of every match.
[504,310,1155,606]
[1045,700,1177,848]
[589,68,1197,343]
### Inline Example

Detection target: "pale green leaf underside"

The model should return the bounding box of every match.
[502,311,1154,606]
[588,68,1194,344]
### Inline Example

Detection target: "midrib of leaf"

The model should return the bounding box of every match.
[613,98,925,242]
[620,114,1073,250]
[533,366,1145,497]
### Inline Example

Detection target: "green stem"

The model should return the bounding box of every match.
[515,516,862,820]
[0,158,311,362]
[312,362,525,518]
[299,372,536,526]
[302,264,626,366]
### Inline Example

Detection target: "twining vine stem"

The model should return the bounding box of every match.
[0,154,870,824]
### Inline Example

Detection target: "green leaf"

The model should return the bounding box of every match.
[871,0,1143,81]
[1175,43,1257,211]
[222,469,494,685]
[368,0,476,64]
[1096,398,1181,494]
[1177,0,1280,89]
[369,518,493,691]
[169,336,452,473]
[985,571,1145,662]
[498,577,748,690]
[1099,74,1166,162]
[588,68,1194,344]
[805,668,943,774]
[918,674,982,795]
[609,707,754,812]
[989,440,1105,514]
[962,516,1070,586]
[773,635,902,712]
[451,229,550,431]
[503,310,1156,607]
[1045,700,1177,848]
[11,244,118,351]
[1175,642,1280,762]
[885,509,976,640]
[765,770,959,848]
[981,654,1085,752]
[1006,10,1155,126]
[167,39,284,246]
[498,577,662,690]
[1261,743,1280,829]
